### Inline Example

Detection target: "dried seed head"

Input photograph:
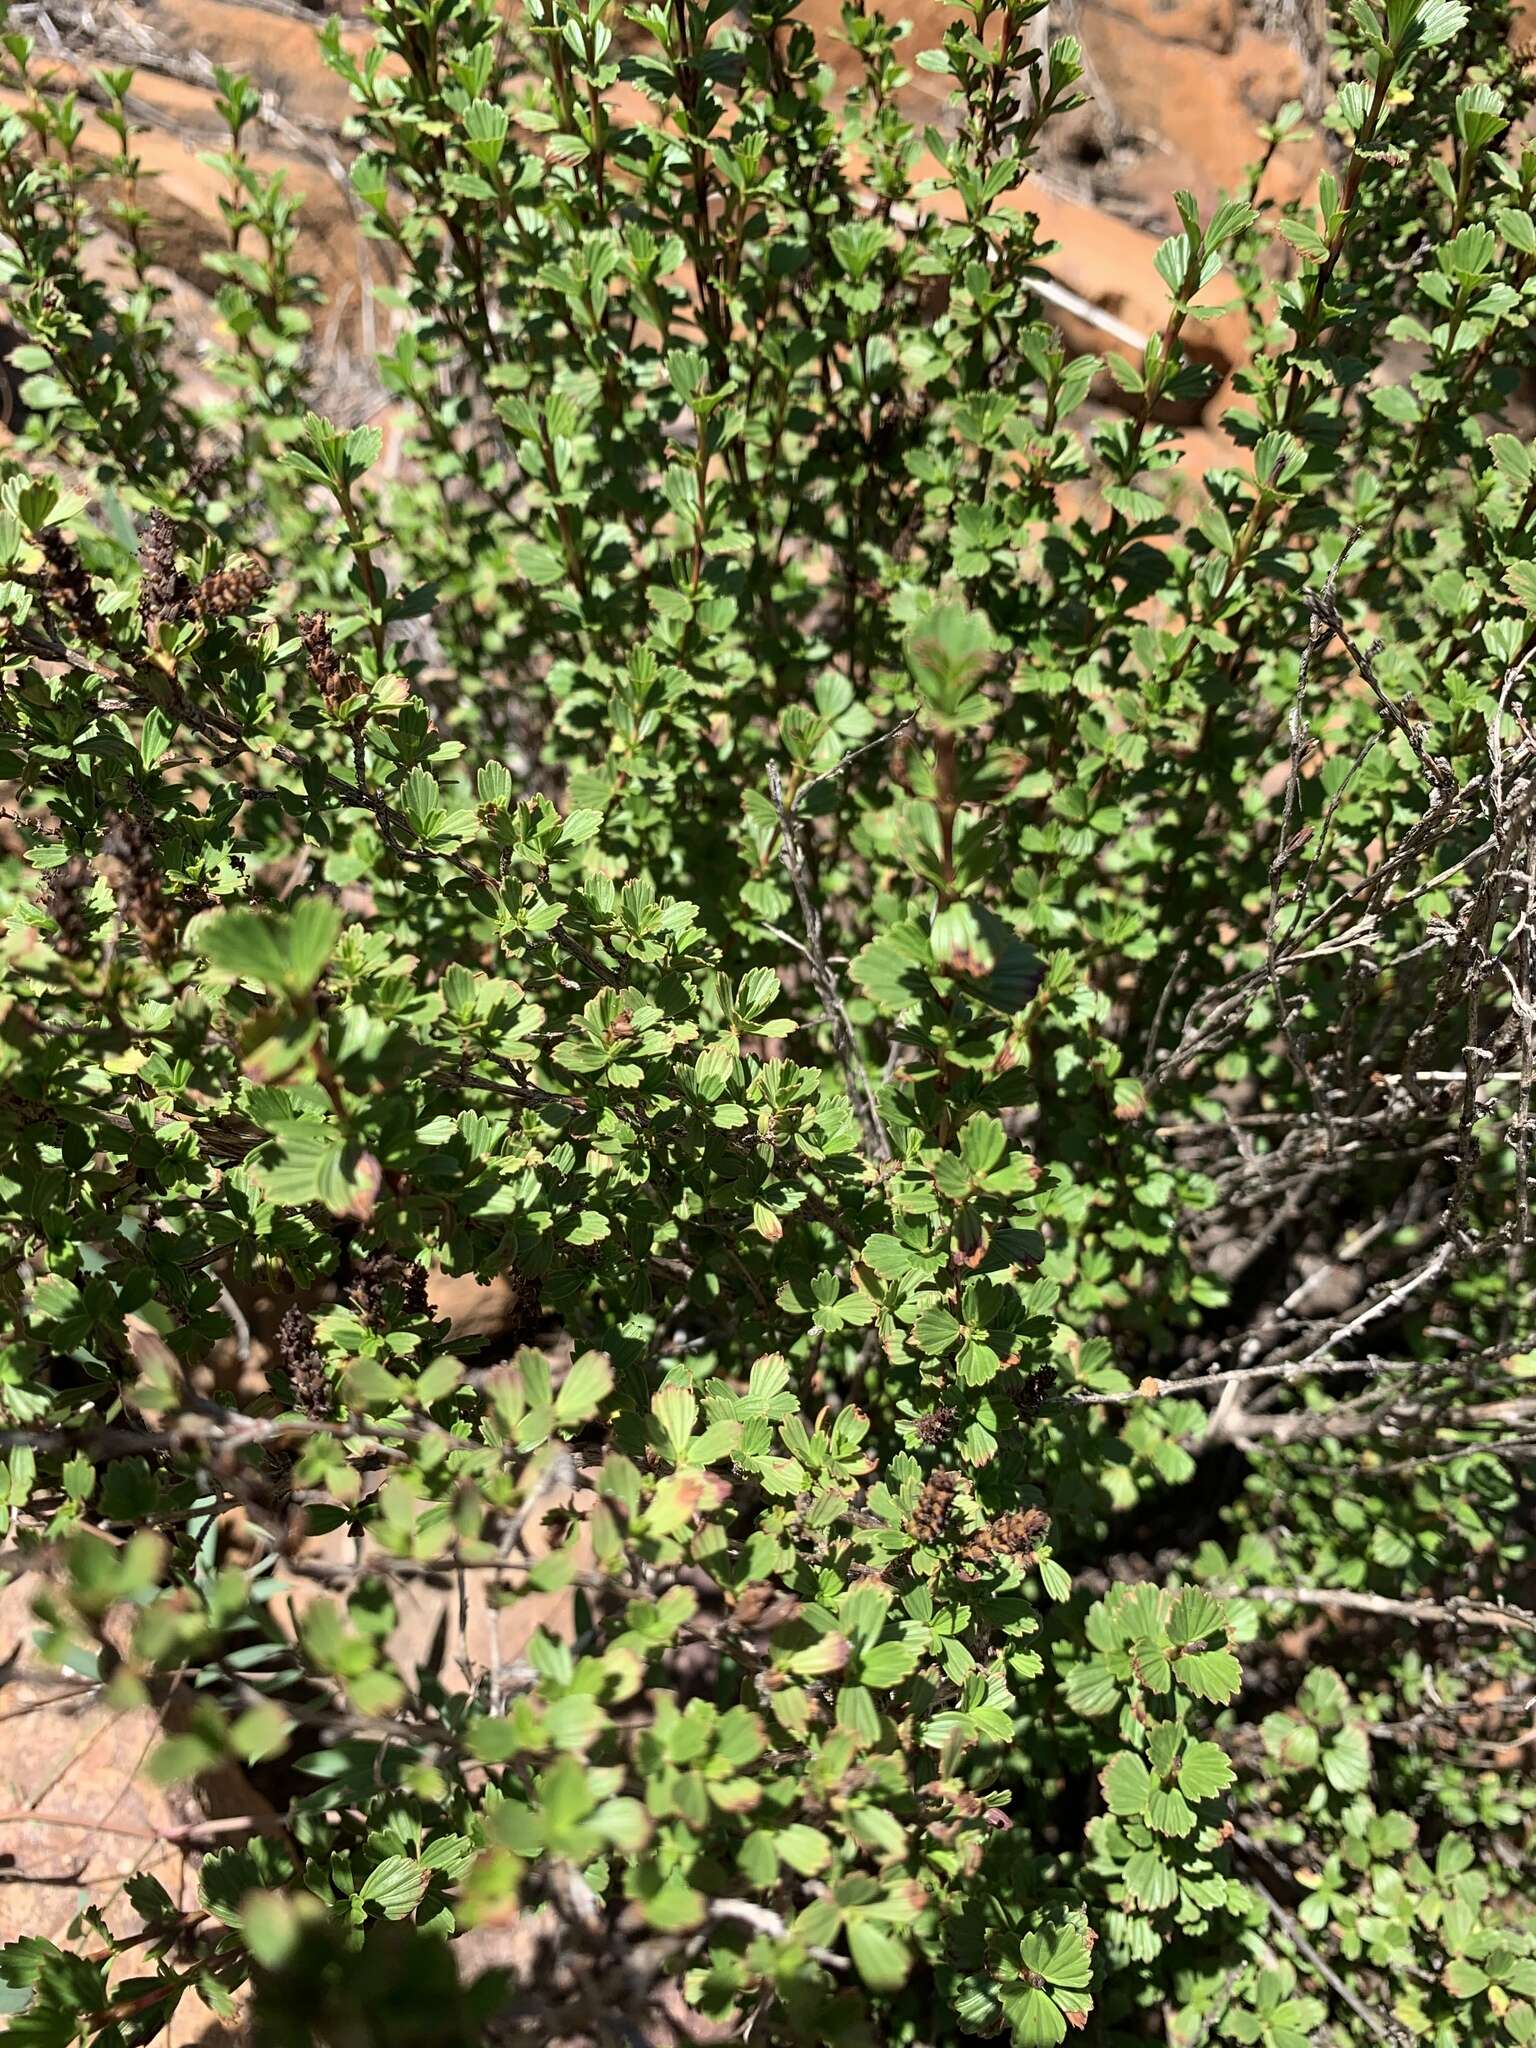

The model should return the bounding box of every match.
[961,1505,1050,1566]
[498,1264,545,1350]
[36,526,105,641]
[189,562,269,620]
[40,854,92,960]
[913,1404,958,1448]
[296,610,353,716]
[183,451,230,501]
[349,1248,429,1328]
[138,510,190,635]
[1011,1367,1054,1420]
[277,1305,329,1420]
[909,1467,961,1545]
[102,809,175,963]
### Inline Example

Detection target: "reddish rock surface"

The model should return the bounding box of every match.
[1078,14,1316,220]
[148,0,364,129]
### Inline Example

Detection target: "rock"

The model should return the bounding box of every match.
[426,1267,540,1348]
[1074,15,1317,222]
[1082,0,1239,51]
[138,0,365,131]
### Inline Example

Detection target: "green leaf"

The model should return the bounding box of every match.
[1034,1926,1092,1990]
[1123,1846,1178,1910]
[140,704,175,770]
[774,1823,831,1875]
[516,539,566,587]
[343,424,383,480]
[912,1308,962,1356]
[201,900,339,998]
[1278,215,1329,262]
[905,601,995,729]
[860,1638,922,1688]
[1145,1784,1196,1837]
[1063,1660,1120,1717]
[958,1113,1007,1174]
[1002,1983,1068,2046]
[1490,434,1535,488]
[201,908,295,992]
[1322,1724,1371,1794]
[199,1841,297,1928]
[284,898,344,993]
[1176,1648,1241,1702]
[555,1351,613,1424]
[1177,1739,1234,1800]
[1444,1960,1490,1998]
[1038,1556,1072,1603]
[846,1919,911,1992]
[1167,1588,1225,1646]
[850,923,935,1012]
[651,1384,698,1461]
[1101,1752,1151,1816]
[557,806,603,847]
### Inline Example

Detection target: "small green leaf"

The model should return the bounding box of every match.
[1444,1960,1490,1999]
[1101,1752,1151,1816]
[846,1918,911,1992]
[1176,1648,1241,1703]
[555,1351,613,1424]
[1177,1740,1235,1800]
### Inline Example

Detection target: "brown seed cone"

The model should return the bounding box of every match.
[296,610,354,715]
[961,1505,1050,1566]
[182,451,231,501]
[731,1582,803,1634]
[138,510,191,634]
[349,1248,429,1328]
[37,527,105,640]
[40,855,92,960]
[102,809,175,964]
[189,562,269,620]
[913,1404,958,1448]
[908,1467,961,1544]
[277,1305,329,1421]
[499,1264,545,1350]
[1010,1367,1055,1420]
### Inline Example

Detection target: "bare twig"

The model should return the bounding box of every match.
[1237,1584,1536,1638]
[1061,1350,1429,1408]
[767,761,892,1161]
[796,711,916,802]
[1235,1830,1412,2047]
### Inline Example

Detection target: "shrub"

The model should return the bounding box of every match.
[1,0,1534,2042]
